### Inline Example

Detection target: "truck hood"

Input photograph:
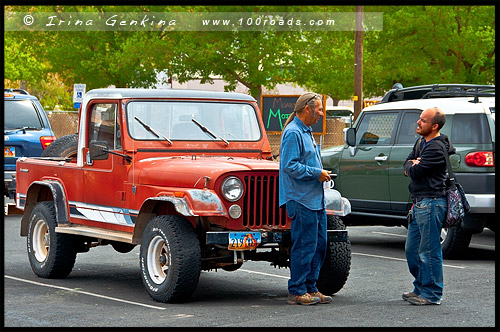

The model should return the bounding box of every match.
[134,156,279,188]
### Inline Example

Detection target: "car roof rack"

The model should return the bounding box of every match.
[4,88,30,95]
[379,83,495,104]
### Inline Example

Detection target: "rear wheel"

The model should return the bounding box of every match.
[140,215,201,303]
[441,225,472,259]
[27,201,77,278]
[317,215,351,295]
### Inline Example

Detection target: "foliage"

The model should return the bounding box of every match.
[4,5,495,108]
[363,6,495,97]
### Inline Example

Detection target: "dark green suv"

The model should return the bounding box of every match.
[321,84,495,258]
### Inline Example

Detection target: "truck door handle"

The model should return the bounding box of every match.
[374,155,388,162]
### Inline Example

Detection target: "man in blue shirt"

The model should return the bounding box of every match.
[279,92,333,305]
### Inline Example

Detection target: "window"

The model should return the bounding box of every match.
[4,99,43,130]
[89,103,118,149]
[126,101,261,141]
[451,114,492,144]
[356,112,399,145]
[396,111,421,145]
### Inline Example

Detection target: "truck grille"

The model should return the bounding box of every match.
[242,174,288,228]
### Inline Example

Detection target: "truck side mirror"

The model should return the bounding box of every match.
[89,141,109,160]
[345,128,357,147]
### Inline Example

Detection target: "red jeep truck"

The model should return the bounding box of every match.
[16,88,351,303]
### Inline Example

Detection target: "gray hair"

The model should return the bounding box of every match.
[282,93,321,131]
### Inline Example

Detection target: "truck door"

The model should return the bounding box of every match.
[388,110,422,213]
[338,111,401,213]
[80,102,131,230]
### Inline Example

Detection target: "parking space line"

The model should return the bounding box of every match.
[371,231,407,238]
[352,252,466,269]
[238,269,289,279]
[5,275,166,310]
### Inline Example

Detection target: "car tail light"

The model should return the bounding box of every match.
[465,151,494,167]
[40,136,56,150]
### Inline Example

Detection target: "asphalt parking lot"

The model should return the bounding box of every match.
[3,204,495,328]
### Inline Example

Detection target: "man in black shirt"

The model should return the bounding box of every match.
[403,107,455,305]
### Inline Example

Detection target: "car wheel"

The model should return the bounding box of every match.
[441,225,472,259]
[27,201,77,278]
[41,134,78,159]
[140,215,201,303]
[317,215,351,295]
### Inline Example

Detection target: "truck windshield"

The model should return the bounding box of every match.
[126,101,261,141]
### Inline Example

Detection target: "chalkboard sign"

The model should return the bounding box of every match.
[261,95,326,134]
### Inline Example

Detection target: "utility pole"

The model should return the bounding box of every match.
[353,6,363,121]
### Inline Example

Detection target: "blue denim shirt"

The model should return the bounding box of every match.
[279,116,325,210]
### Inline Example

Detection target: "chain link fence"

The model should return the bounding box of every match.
[268,118,346,159]
[46,111,79,138]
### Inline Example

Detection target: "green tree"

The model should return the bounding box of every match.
[363,5,495,97]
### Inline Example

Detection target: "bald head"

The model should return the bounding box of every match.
[417,107,446,140]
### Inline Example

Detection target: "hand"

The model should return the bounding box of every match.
[411,157,421,166]
[319,169,332,182]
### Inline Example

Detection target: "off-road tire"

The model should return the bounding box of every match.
[441,224,472,259]
[41,134,78,159]
[140,215,201,303]
[27,201,77,278]
[317,215,351,295]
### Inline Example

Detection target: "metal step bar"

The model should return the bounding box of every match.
[55,225,134,243]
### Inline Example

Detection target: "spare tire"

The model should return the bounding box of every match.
[41,134,78,159]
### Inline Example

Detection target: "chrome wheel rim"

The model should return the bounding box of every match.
[147,235,170,284]
[32,219,49,262]
[440,228,448,244]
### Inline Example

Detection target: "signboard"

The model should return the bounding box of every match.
[261,95,326,134]
[73,84,86,109]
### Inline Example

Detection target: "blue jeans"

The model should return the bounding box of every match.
[286,200,327,296]
[405,197,447,303]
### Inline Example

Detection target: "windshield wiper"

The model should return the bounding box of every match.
[5,126,39,134]
[134,116,172,145]
[191,117,229,146]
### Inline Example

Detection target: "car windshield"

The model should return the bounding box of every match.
[126,101,261,141]
[4,99,43,130]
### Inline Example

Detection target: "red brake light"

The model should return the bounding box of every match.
[40,136,56,150]
[465,151,494,167]
[5,93,14,97]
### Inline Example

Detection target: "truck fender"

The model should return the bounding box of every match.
[20,180,69,236]
[325,188,351,217]
[132,196,196,244]
[132,191,226,244]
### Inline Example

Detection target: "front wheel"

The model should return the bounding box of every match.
[317,215,351,295]
[140,215,201,303]
[27,201,77,278]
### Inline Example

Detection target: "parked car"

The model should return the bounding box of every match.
[4,89,55,198]
[321,84,495,258]
[15,88,351,303]
[326,105,353,128]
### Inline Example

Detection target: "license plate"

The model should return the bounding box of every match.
[228,232,261,251]
[4,147,15,157]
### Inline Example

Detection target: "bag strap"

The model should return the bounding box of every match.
[435,139,456,187]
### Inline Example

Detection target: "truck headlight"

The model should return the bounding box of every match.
[221,176,243,202]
